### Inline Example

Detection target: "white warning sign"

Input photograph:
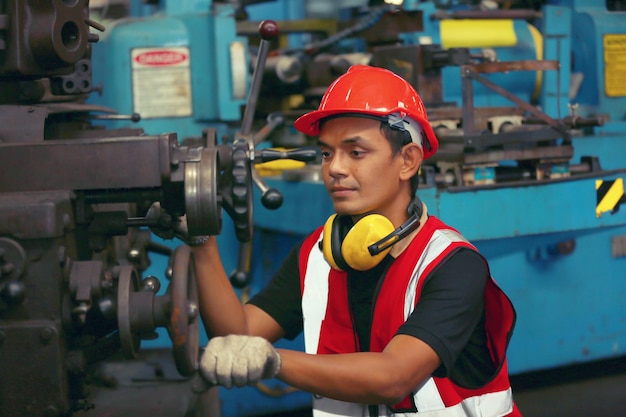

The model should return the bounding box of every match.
[131,47,193,118]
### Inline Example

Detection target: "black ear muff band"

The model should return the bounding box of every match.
[331,215,353,271]
[367,214,420,256]
[368,196,423,256]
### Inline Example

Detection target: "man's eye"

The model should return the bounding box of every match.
[321,151,331,158]
[351,150,365,157]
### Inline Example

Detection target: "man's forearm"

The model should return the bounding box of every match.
[193,237,248,337]
[276,336,440,406]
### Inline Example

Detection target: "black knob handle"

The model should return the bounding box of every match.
[261,188,283,210]
[230,270,250,289]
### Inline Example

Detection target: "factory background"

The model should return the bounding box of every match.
[0,0,625,416]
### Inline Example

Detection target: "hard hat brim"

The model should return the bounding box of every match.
[294,108,439,159]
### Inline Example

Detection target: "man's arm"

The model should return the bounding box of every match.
[277,334,440,405]
[192,237,284,341]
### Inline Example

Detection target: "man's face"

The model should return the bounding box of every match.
[318,117,408,219]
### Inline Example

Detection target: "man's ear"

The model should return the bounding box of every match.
[400,143,424,180]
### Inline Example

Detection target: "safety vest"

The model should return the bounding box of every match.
[299,215,521,417]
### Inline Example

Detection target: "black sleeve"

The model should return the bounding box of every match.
[396,248,489,378]
[247,242,304,340]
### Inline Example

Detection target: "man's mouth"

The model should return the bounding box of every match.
[329,186,355,197]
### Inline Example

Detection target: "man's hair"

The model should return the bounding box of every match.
[379,123,420,198]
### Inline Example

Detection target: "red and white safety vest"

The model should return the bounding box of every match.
[298,216,521,417]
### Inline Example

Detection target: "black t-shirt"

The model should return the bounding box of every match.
[248,239,497,388]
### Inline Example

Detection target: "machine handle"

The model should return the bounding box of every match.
[240,20,279,138]
[243,20,284,211]
[255,147,319,163]
[253,112,285,146]
[92,112,142,122]
[252,169,283,210]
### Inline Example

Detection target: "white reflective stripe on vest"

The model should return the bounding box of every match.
[403,229,470,320]
[409,381,513,417]
[412,378,446,411]
[312,387,513,417]
[302,231,329,355]
[407,388,514,417]
[313,397,367,417]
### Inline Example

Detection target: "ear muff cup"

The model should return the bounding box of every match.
[322,214,396,271]
[322,214,349,271]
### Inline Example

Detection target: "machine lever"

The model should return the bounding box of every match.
[85,18,106,32]
[240,20,279,139]
[254,112,285,146]
[240,20,283,211]
[92,112,142,122]
[255,147,319,163]
[230,240,253,289]
[252,169,283,210]
[230,20,280,291]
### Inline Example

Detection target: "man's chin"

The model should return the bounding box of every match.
[332,204,366,217]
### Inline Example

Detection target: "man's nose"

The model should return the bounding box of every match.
[327,152,348,177]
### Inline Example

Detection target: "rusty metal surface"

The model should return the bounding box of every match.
[372,44,445,105]
[466,60,560,75]
[0,322,70,416]
[0,135,176,193]
[170,245,200,377]
[464,145,574,166]
[0,3,228,415]
[0,0,93,76]
[337,10,423,45]
[459,62,572,158]
[0,105,49,142]
[434,9,542,20]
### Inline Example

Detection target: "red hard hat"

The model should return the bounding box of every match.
[294,65,438,159]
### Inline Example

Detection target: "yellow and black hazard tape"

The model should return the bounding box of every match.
[596,178,625,217]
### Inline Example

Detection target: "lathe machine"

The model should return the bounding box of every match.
[1,0,626,416]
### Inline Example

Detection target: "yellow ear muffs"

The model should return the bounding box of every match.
[321,213,396,272]
[322,214,343,271]
[342,214,395,271]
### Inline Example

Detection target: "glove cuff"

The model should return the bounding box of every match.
[263,348,282,379]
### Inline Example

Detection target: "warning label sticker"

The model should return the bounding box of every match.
[131,47,192,118]
[596,177,625,217]
[604,34,626,97]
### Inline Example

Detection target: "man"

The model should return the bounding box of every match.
[191,65,521,416]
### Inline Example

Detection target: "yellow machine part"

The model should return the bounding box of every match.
[440,19,544,99]
[255,148,307,177]
[440,19,518,49]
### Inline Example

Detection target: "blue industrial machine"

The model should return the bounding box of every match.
[245,0,626,376]
[92,0,626,416]
[89,1,249,141]
[85,0,626,416]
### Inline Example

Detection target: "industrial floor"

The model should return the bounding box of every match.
[81,349,626,417]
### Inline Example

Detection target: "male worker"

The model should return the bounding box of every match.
[191,65,521,416]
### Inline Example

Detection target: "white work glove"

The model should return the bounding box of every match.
[199,335,282,388]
